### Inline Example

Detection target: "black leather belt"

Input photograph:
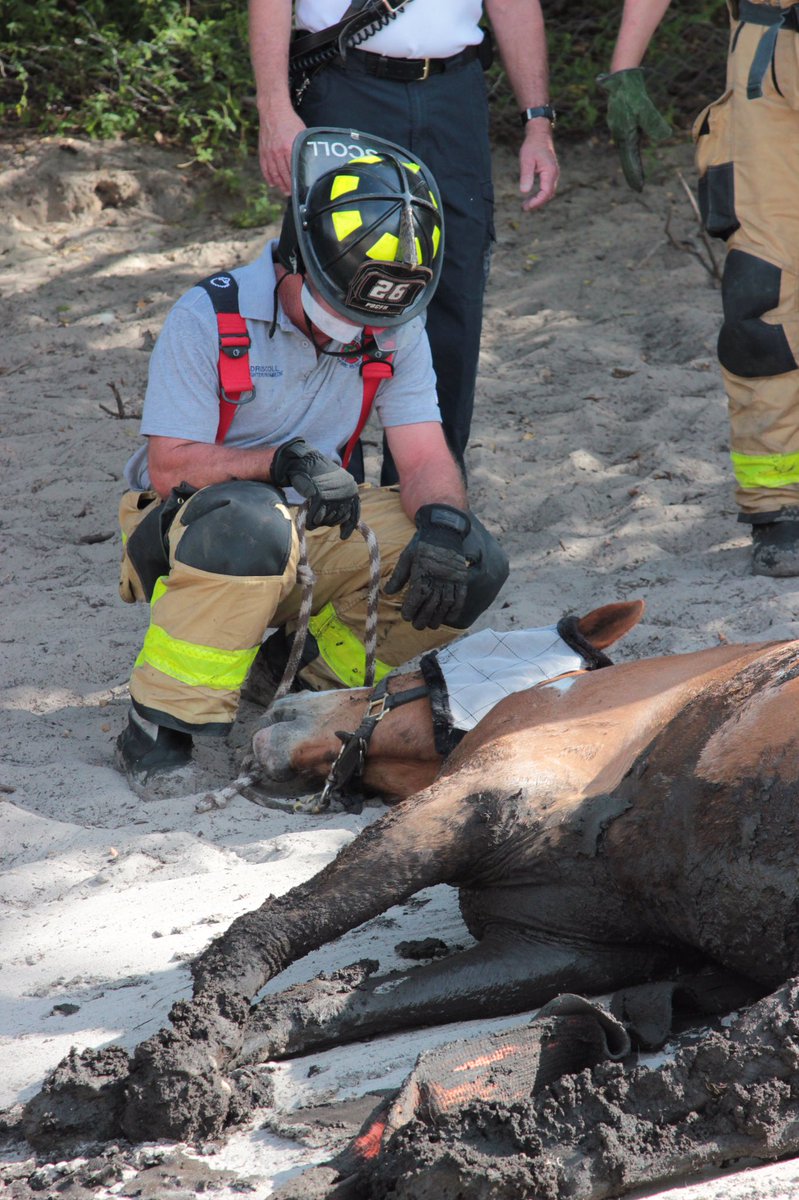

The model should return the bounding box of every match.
[333,42,480,82]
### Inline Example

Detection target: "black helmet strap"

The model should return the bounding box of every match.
[268,270,294,341]
[276,203,305,276]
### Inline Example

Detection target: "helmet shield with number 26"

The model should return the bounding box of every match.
[286,127,444,328]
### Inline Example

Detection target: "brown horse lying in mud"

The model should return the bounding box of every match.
[22,599,799,1197]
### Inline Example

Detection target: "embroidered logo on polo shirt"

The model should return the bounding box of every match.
[337,341,361,369]
[251,364,284,378]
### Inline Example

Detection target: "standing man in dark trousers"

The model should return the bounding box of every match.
[249,0,559,484]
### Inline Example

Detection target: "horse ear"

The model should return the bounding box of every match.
[575,600,645,649]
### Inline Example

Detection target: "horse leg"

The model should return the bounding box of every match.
[236,925,690,1063]
[122,778,484,1140]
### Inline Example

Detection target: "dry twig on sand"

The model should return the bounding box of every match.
[664,170,723,286]
[99,379,138,419]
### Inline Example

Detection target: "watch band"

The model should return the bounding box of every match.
[520,104,556,128]
[418,503,471,539]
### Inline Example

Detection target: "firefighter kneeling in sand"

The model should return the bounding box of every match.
[115,127,508,795]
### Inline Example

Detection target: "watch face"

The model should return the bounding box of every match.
[522,105,556,126]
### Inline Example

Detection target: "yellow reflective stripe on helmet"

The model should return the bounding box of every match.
[366,231,400,261]
[308,601,392,688]
[348,154,382,164]
[330,173,360,200]
[135,623,259,691]
[402,161,421,173]
[432,225,441,257]
[332,209,363,241]
[731,451,799,489]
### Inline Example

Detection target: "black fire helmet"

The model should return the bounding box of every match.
[276,127,444,327]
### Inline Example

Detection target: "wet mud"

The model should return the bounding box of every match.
[19,988,270,1151]
[1,1141,263,1200]
[352,978,799,1200]
[12,973,799,1200]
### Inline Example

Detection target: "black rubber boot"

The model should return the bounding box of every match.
[115,707,194,796]
[751,518,799,577]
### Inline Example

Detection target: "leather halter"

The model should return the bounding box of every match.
[319,618,615,813]
[318,675,429,814]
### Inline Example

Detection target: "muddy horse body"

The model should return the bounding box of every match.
[198,631,799,1077]
[26,606,799,1149]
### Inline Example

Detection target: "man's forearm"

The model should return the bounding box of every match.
[399,461,468,523]
[249,0,295,123]
[147,437,277,499]
[485,0,550,109]
[610,0,673,70]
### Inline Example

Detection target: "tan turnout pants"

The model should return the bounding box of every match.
[119,485,461,733]
[693,0,799,515]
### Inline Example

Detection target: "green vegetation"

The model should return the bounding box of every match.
[0,0,730,219]
[0,0,252,164]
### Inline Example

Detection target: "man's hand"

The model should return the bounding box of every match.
[385,504,472,631]
[271,438,360,539]
[520,123,559,212]
[258,108,306,194]
[597,67,671,192]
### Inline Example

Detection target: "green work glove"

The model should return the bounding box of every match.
[597,68,672,192]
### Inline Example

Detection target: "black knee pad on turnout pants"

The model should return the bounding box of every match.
[176,480,294,576]
[718,249,798,379]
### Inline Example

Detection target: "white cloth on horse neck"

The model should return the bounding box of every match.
[432,626,584,733]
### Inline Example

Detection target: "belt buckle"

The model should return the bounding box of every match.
[419,57,431,80]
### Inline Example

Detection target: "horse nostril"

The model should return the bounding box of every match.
[251,726,298,781]
[259,697,303,730]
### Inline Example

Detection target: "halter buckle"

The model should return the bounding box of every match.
[365,693,389,721]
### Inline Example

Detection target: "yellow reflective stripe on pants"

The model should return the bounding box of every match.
[731,451,799,490]
[309,601,393,688]
[135,621,260,692]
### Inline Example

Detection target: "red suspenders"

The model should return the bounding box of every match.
[197,275,395,456]
[341,327,395,470]
[196,274,255,444]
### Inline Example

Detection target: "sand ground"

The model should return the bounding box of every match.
[2,131,799,1197]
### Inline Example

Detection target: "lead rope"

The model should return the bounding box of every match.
[272,504,316,704]
[360,517,380,689]
[195,504,381,812]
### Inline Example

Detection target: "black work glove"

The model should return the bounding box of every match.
[597,68,671,192]
[385,503,472,631]
[271,437,360,539]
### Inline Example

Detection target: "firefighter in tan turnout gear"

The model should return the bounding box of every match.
[115,127,508,794]
[601,0,799,576]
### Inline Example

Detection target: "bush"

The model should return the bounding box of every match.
[0,0,252,164]
[0,0,731,164]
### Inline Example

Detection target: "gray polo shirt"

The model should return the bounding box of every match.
[123,239,440,491]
